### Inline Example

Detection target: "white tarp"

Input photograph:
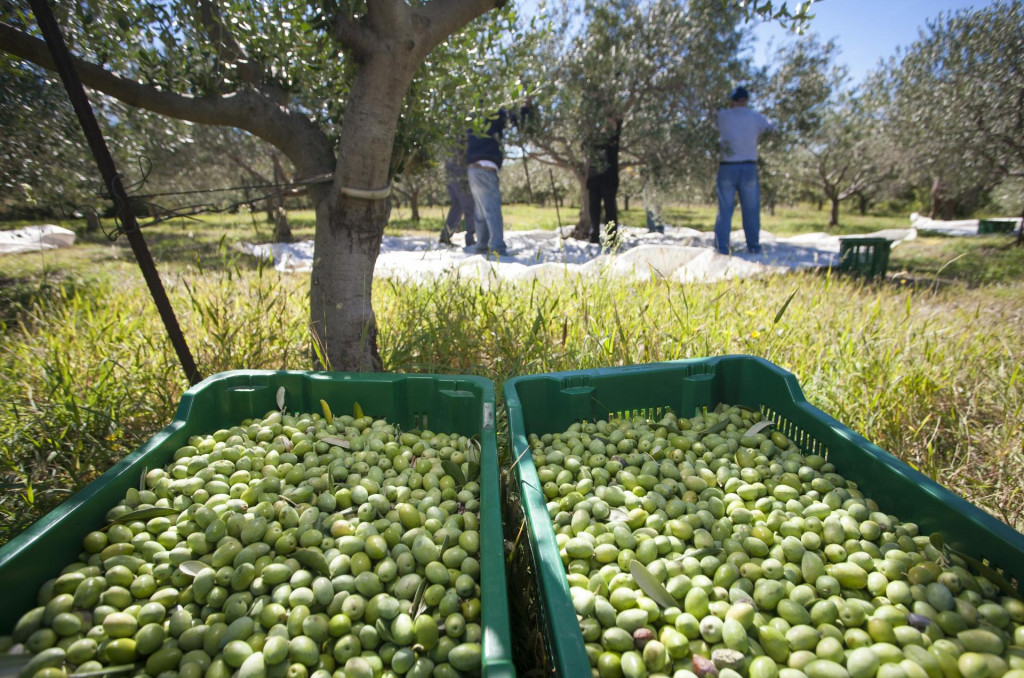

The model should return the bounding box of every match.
[237,224,919,284]
[0,225,76,255]
[909,212,1023,236]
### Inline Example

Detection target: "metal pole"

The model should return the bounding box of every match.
[29,0,202,385]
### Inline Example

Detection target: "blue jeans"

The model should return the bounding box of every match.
[467,166,506,255]
[714,163,762,254]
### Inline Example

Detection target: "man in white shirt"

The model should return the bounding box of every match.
[714,86,775,254]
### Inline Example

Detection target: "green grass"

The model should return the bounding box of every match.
[1,204,1023,545]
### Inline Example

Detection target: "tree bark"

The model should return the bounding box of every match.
[314,50,416,370]
[410,188,420,222]
[271,154,294,242]
[310,191,387,372]
[571,171,592,240]
[829,197,840,227]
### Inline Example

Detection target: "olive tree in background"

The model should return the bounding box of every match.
[522,0,751,239]
[877,0,1024,228]
[798,94,892,227]
[0,65,104,220]
[757,35,843,214]
[1,61,296,234]
[1,0,818,371]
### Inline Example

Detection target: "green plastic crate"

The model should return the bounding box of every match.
[978,219,1017,234]
[838,236,891,279]
[0,370,515,678]
[503,356,1024,677]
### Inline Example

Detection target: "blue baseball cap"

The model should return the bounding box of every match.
[730,86,750,101]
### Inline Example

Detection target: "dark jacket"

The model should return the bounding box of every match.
[586,117,622,186]
[465,104,533,168]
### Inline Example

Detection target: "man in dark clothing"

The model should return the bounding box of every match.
[465,100,533,256]
[587,113,622,245]
[440,144,475,246]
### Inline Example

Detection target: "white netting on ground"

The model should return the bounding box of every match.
[910,213,1023,236]
[0,225,76,255]
[237,225,918,284]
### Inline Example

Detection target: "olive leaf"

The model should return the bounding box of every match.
[248,598,265,618]
[179,560,211,577]
[68,665,137,678]
[353,402,364,419]
[0,653,32,678]
[629,559,677,609]
[320,436,350,449]
[138,466,147,492]
[685,547,724,560]
[607,508,630,523]
[467,439,481,465]
[466,461,481,483]
[929,533,945,550]
[276,387,286,412]
[945,545,1021,600]
[375,618,394,643]
[106,507,178,527]
[411,578,429,620]
[293,548,331,576]
[700,419,731,438]
[746,419,774,437]
[441,460,465,486]
[320,399,333,422]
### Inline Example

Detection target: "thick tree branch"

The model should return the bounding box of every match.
[333,13,375,59]
[0,21,332,178]
[409,0,505,60]
[368,0,409,38]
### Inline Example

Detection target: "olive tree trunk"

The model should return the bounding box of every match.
[310,55,414,371]
[571,170,592,240]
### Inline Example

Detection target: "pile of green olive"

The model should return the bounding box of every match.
[1,407,485,678]
[527,405,1024,678]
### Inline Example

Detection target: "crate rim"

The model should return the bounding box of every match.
[1,369,515,678]
[502,355,1024,677]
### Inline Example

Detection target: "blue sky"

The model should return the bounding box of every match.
[750,0,999,84]
[516,0,999,85]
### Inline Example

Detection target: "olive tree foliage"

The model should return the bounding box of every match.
[0,59,287,226]
[1,0,523,371]
[796,94,892,227]
[874,0,1024,222]
[520,0,751,238]
[0,63,119,220]
[757,34,844,213]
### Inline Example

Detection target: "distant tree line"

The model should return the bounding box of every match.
[4,1,1019,235]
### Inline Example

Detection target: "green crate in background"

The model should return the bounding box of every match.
[503,356,1024,678]
[838,236,892,279]
[978,219,1017,234]
[0,370,515,678]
